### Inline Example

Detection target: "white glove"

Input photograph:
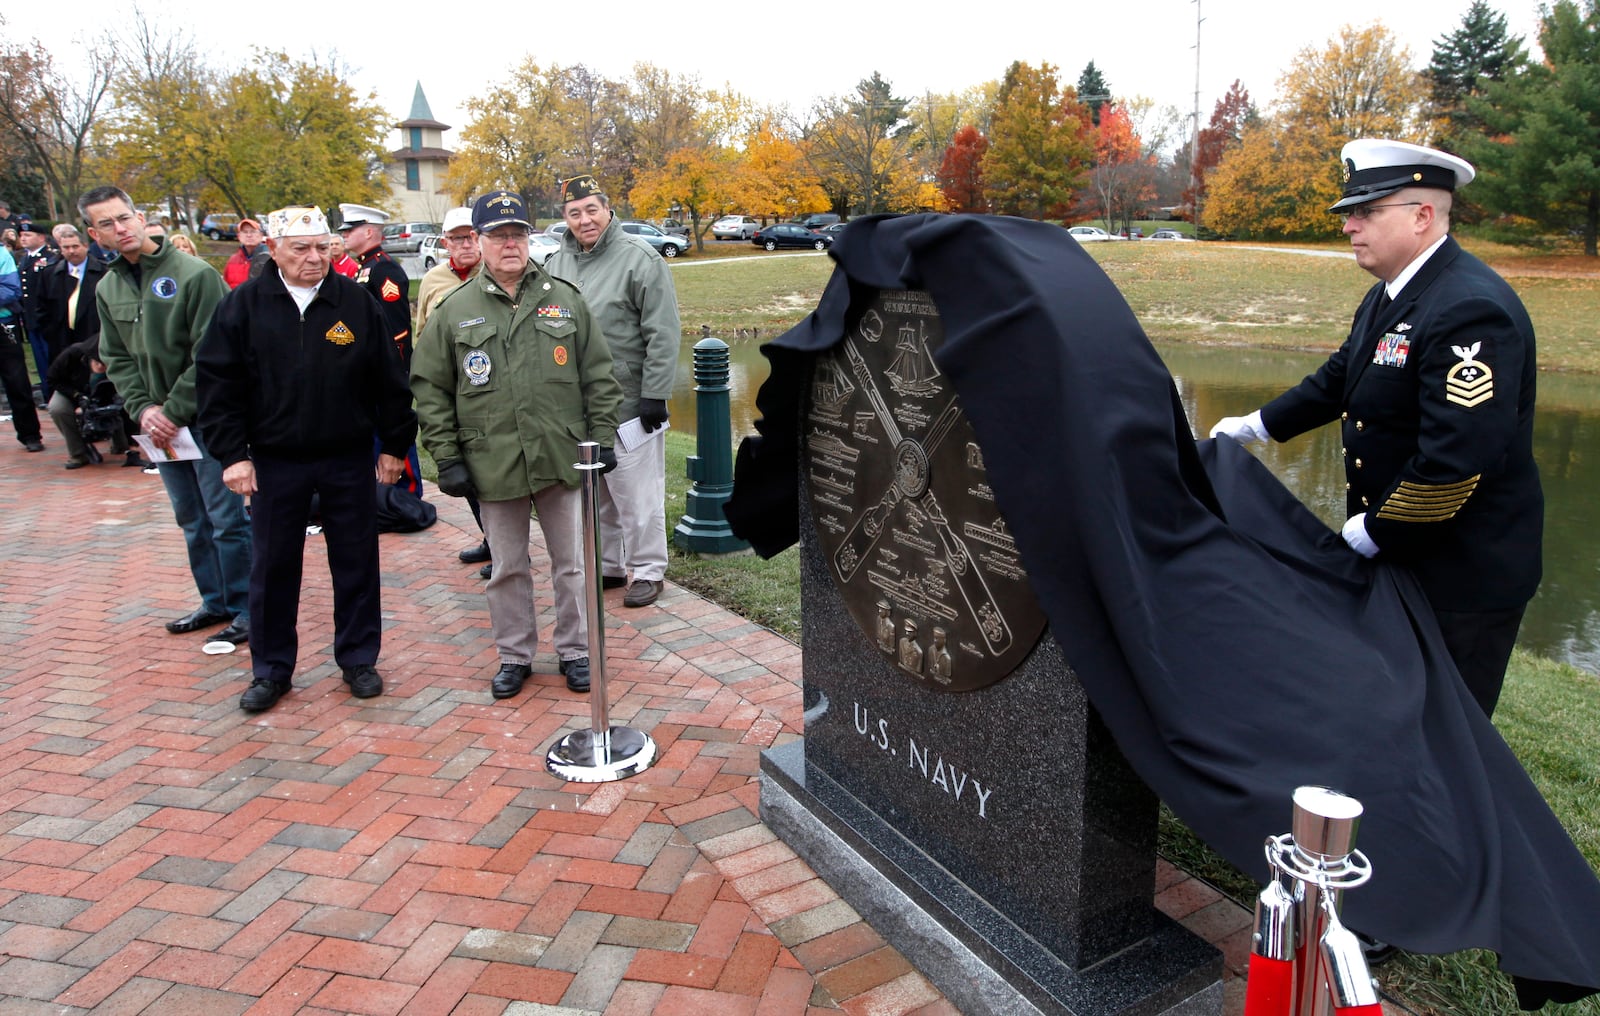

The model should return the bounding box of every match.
[1341,513,1379,558]
[1209,410,1270,444]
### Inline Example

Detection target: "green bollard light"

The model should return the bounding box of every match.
[673,337,751,555]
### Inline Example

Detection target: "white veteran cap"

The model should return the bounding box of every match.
[1330,139,1476,212]
[264,206,329,239]
[336,203,389,230]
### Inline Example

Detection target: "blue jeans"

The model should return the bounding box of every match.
[158,430,252,622]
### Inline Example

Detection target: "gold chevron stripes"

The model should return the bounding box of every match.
[1445,343,1494,407]
[1375,475,1480,522]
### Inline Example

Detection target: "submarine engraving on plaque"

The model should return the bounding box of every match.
[804,289,1046,692]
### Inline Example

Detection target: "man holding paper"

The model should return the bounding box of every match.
[548,173,681,607]
[84,185,251,644]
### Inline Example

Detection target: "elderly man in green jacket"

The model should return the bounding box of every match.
[412,191,622,699]
[547,173,681,608]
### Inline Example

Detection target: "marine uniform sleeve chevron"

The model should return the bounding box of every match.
[1375,475,1481,522]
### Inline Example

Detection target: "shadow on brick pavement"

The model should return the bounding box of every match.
[0,421,1398,1015]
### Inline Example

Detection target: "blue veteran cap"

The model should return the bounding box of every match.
[472,191,530,233]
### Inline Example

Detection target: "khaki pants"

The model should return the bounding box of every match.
[479,485,587,666]
[598,433,668,582]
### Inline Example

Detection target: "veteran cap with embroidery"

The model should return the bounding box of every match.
[17,221,43,235]
[1330,139,1476,212]
[472,191,530,233]
[265,206,329,239]
[560,174,604,205]
[337,203,390,231]
[441,206,474,233]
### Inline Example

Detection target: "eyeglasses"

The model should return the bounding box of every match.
[443,232,477,245]
[481,228,530,244]
[1339,201,1422,223]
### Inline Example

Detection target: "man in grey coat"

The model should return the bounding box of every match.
[547,174,681,607]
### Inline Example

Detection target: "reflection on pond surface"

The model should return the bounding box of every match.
[671,336,1600,674]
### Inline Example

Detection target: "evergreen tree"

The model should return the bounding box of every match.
[1077,61,1110,126]
[1427,1,1526,150]
[1468,0,1600,254]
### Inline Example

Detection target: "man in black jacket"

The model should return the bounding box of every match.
[197,206,417,713]
[1210,139,1541,719]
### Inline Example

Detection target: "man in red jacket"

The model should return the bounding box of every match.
[222,218,268,289]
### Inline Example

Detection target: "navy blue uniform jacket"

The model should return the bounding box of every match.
[725,213,1598,1008]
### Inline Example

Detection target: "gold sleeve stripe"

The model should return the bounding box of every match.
[1375,475,1480,522]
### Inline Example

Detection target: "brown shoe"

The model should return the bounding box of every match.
[623,579,662,607]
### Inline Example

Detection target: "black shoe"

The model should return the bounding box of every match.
[479,562,493,580]
[23,439,43,452]
[458,540,491,564]
[166,608,231,634]
[1355,931,1397,966]
[560,656,591,693]
[123,452,144,468]
[64,458,90,470]
[240,678,290,712]
[214,620,249,645]
[602,575,627,590]
[623,579,663,607]
[491,663,531,699]
[342,665,383,698]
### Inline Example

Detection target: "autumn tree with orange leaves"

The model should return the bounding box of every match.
[1088,104,1157,234]
[937,125,989,213]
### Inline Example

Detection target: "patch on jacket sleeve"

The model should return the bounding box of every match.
[1375,475,1480,522]
[1445,342,1493,408]
[381,278,403,302]
[325,321,354,345]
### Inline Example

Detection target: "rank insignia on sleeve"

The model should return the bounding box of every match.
[325,321,355,345]
[537,305,572,318]
[553,345,568,366]
[1445,341,1494,407]
[1373,332,1411,368]
[381,278,402,302]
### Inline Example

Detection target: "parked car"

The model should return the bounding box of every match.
[796,212,841,231]
[1067,225,1111,242]
[381,221,442,254]
[813,221,850,237]
[712,215,761,240]
[528,232,561,265]
[752,223,832,251]
[1118,226,1144,239]
[1147,229,1192,241]
[659,218,691,239]
[418,234,449,270]
[619,220,687,258]
[200,214,240,241]
[545,222,569,239]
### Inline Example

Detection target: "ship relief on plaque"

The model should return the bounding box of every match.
[804,290,1046,692]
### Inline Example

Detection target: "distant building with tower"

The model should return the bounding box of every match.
[385,83,455,222]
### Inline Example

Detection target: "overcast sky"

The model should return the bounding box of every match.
[10,0,1546,152]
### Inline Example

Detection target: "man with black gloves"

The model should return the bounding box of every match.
[412,190,621,700]
[548,173,681,607]
[196,206,417,713]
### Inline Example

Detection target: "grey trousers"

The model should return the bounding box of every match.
[48,391,127,463]
[479,484,586,665]
[598,433,668,582]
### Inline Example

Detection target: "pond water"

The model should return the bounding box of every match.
[669,337,1600,674]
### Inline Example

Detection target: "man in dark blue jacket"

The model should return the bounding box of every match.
[0,244,43,451]
[197,206,417,713]
[1211,139,1541,719]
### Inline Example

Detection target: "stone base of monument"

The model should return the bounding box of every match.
[762,741,1222,1015]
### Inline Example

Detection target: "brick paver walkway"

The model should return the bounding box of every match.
[0,419,1315,1015]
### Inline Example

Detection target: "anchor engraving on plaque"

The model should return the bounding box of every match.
[803,290,1046,692]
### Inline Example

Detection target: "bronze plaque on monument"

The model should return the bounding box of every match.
[803,289,1046,691]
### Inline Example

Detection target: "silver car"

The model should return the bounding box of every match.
[712,215,760,240]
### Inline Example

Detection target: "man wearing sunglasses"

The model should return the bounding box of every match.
[1210,138,1542,720]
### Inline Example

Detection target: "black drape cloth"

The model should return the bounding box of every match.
[725,213,1600,1008]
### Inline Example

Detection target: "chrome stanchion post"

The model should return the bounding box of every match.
[545,441,657,782]
[1281,786,1368,1016]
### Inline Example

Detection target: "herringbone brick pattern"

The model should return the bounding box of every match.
[0,418,1294,1015]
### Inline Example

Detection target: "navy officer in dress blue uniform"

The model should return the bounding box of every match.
[1211,139,1542,718]
[338,202,424,498]
[197,206,417,713]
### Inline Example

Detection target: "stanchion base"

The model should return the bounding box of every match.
[545,726,657,783]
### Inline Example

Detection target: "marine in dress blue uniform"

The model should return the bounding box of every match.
[1211,139,1542,718]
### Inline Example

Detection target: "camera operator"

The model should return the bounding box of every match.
[47,336,140,469]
